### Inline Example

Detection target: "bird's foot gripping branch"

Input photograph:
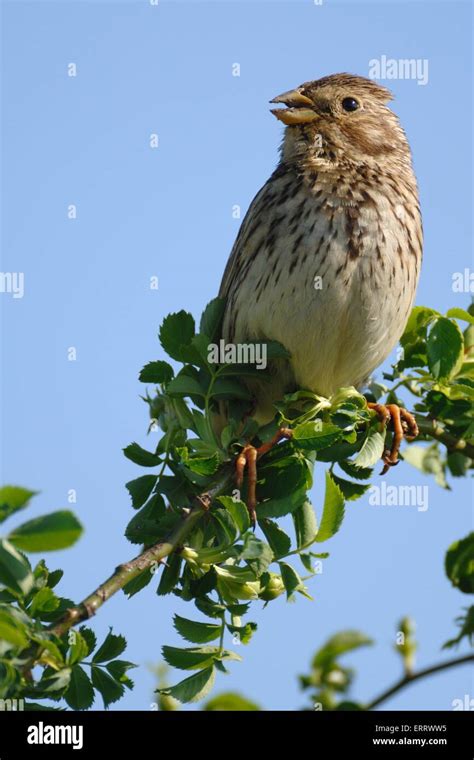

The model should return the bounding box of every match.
[0,300,472,708]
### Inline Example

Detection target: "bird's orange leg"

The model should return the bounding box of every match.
[235,427,293,524]
[367,402,418,475]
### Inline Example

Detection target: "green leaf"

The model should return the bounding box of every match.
[0,608,29,649]
[188,567,218,597]
[396,338,428,371]
[123,568,153,598]
[217,496,251,535]
[36,595,76,624]
[0,486,37,524]
[210,378,253,400]
[65,666,95,710]
[331,475,370,502]
[447,452,471,478]
[241,534,273,576]
[157,554,182,596]
[8,511,83,552]
[353,428,385,469]
[336,701,364,711]
[258,518,291,558]
[312,630,373,667]
[91,665,124,708]
[170,397,195,430]
[226,621,258,644]
[123,442,161,467]
[46,569,64,589]
[278,561,307,599]
[292,422,342,451]
[33,636,64,667]
[189,333,214,367]
[204,691,260,711]
[292,500,318,549]
[195,596,226,619]
[93,630,127,663]
[401,306,439,346]
[315,472,345,543]
[125,475,157,509]
[36,667,72,694]
[173,615,222,644]
[257,453,311,501]
[435,382,474,402]
[125,493,167,545]
[67,630,90,665]
[200,298,226,342]
[211,508,238,544]
[443,606,474,649]
[445,534,474,594]
[105,660,136,690]
[162,645,217,671]
[177,448,220,476]
[427,318,464,380]
[167,372,206,398]
[338,460,373,481]
[0,538,34,595]
[299,552,322,573]
[159,311,196,362]
[162,645,240,671]
[257,486,308,519]
[159,666,215,704]
[214,564,257,584]
[139,360,174,384]
[227,602,251,616]
[29,587,59,617]
[446,308,474,325]
[79,626,97,655]
[402,443,448,489]
[330,386,368,409]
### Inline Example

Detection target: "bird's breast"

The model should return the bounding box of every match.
[222,171,422,400]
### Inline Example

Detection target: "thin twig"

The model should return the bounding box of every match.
[415,416,474,459]
[20,467,233,671]
[366,653,474,710]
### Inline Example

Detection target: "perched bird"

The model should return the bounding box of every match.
[218,73,422,516]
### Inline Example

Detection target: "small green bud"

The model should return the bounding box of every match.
[259,572,285,601]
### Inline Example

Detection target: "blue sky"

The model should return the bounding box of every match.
[1,0,472,710]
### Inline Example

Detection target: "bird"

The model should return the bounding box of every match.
[218,73,422,519]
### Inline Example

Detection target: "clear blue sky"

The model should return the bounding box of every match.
[1,0,472,710]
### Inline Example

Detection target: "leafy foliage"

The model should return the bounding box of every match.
[1,299,472,709]
[135,300,472,704]
[0,490,134,709]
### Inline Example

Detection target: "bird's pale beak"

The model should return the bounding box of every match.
[270,89,318,125]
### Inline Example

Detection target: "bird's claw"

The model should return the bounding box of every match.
[367,402,418,475]
[235,427,293,525]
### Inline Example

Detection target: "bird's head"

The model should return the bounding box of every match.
[271,73,409,166]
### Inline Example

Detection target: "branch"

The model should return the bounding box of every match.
[366,653,474,710]
[23,405,471,672]
[49,410,472,639]
[415,416,474,460]
[47,466,233,639]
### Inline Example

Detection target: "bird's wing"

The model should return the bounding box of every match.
[218,165,289,300]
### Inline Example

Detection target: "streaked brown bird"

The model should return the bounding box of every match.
[218,73,422,517]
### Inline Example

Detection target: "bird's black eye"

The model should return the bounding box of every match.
[342,97,360,112]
